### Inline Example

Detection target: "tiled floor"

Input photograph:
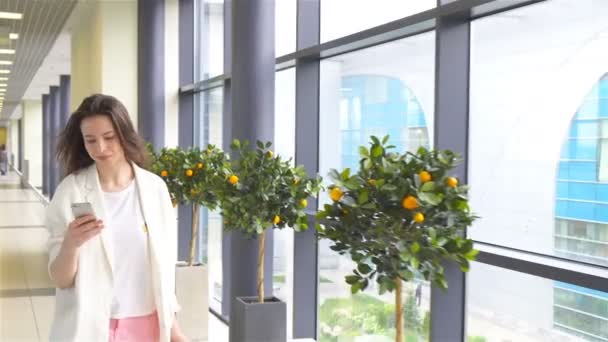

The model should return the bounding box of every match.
[0,172,53,342]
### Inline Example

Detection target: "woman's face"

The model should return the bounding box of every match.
[80,115,126,166]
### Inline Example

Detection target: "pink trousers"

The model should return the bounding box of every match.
[109,311,160,342]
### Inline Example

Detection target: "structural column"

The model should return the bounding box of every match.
[430,10,470,342]
[59,75,71,128]
[138,0,165,149]
[226,0,275,321]
[49,86,60,197]
[42,94,50,195]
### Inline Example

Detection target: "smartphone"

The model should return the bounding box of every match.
[71,202,96,219]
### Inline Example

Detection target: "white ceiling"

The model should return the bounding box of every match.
[0,0,76,121]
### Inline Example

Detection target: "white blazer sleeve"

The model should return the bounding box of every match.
[45,176,75,277]
[159,179,181,313]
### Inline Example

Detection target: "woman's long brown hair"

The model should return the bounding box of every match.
[57,94,150,177]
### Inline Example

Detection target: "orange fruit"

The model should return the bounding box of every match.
[368,179,377,186]
[161,170,168,177]
[229,175,239,185]
[419,171,431,183]
[330,188,344,202]
[413,212,424,223]
[300,199,308,208]
[402,196,419,210]
[273,215,281,225]
[190,189,198,196]
[185,169,194,177]
[446,177,458,188]
[267,151,274,158]
[197,163,204,169]
[293,178,300,185]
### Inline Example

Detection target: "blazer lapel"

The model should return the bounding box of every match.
[132,163,163,271]
[83,164,114,278]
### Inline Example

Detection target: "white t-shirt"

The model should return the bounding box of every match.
[103,180,156,318]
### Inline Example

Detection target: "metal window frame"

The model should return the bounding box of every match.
[179,0,608,340]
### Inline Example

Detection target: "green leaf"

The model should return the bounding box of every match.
[360,202,377,210]
[351,282,363,294]
[428,227,437,240]
[419,192,443,205]
[358,190,369,205]
[410,242,420,254]
[465,249,479,260]
[460,260,470,272]
[232,139,241,149]
[381,184,397,191]
[345,275,359,285]
[379,280,390,295]
[421,181,436,192]
[382,135,390,144]
[409,258,420,270]
[359,146,369,157]
[357,263,372,275]
[256,141,264,149]
[341,168,351,180]
[371,145,383,158]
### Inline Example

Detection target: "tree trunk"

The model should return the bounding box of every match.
[257,230,266,303]
[395,277,403,342]
[188,204,200,266]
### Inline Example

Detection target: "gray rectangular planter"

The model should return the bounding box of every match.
[229,296,286,342]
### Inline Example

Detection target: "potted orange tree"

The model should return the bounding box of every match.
[149,144,228,340]
[218,139,322,342]
[316,136,478,342]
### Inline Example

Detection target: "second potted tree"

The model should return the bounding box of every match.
[219,139,322,342]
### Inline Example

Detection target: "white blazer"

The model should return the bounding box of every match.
[46,163,180,342]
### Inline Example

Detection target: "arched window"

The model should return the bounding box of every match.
[339,75,429,171]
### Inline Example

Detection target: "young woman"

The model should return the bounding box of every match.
[46,94,188,342]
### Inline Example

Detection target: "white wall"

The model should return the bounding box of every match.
[22,100,43,187]
[70,2,138,125]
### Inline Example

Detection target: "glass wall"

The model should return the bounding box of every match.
[469,0,608,267]
[273,68,297,339]
[276,0,296,56]
[318,31,435,342]
[320,0,435,43]
[184,0,608,340]
[195,0,224,81]
[194,88,224,312]
[468,262,608,342]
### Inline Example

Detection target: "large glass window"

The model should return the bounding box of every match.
[195,0,224,81]
[469,0,608,267]
[320,0,434,43]
[273,68,296,338]
[194,88,224,312]
[276,0,296,57]
[318,31,435,341]
[468,262,608,341]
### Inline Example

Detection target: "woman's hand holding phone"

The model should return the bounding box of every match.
[63,215,105,250]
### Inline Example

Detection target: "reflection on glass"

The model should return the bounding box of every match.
[320,0,434,43]
[194,88,223,312]
[318,31,435,341]
[469,0,608,267]
[195,0,224,81]
[468,262,608,342]
[273,68,296,339]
